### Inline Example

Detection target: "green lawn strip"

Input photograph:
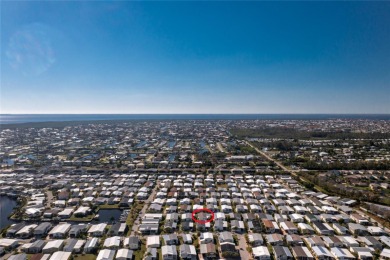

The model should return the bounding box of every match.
[73,254,97,260]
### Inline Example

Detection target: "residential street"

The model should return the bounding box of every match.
[237,234,251,260]
[130,181,159,235]
[45,189,53,208]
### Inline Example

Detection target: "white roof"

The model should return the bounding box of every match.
[89,223,107,233]
[116,248,133,259]
[312,246,333,257]
[97,249,116,260]
[85,237,99,248]
[74,206,90,214]
[143,214,163,220]
[26,208,41,215]
[162,245,177,255]
[367,226,384,233]
[182,234,192,241]
[0,238,18,247]
[104,236,121,248]
[59,208,74,215]
[252,246,270,257]
[49,251,71,260]
[49,223,71,234]
[301,247,314,258]
[381,248,390,258]
[43,240,64,250]
[291,213,304,219]
[342,236,359,244]
[118,223,127,232]
[147,236,160,246]
[331,247,354,258]
[16,224,38,234]
[200,232,213,240]
[74,240,85,249]
[380,236,390,247]
[20,243,33,250]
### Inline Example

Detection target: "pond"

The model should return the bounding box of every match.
[96,209,123,223]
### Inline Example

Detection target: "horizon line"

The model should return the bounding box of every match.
[2,113,390,115]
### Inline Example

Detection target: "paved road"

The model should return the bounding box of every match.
[45,189,53,208]
[237,234,251,260]
[130,181,159,235]
[245,140,295,173]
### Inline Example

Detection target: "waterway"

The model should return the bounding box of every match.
[0,196,17,229]
[199,140,208,154]
[168,141,176,149]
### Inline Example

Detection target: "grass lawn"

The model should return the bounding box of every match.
[126,202,145,235]
[217,184,228,188]
[99,204,120,209]
[73,254,97,260]
[69,215,95,222]
[133,243,146,259]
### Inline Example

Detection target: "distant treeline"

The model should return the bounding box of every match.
[231,127,389,140]
[301,160,390,170]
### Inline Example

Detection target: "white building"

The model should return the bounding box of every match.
[49,251,71,260]
[252,246,271,260]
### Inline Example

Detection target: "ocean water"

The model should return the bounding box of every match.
[0,114,389,124]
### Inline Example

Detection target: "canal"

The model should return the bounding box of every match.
[0,196,17,229]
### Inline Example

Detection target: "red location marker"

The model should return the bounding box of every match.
[192,208,215,224]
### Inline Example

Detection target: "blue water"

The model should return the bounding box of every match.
[199,141,208,155]
[168,154,176,162]
[0,196,17,229]
[168,141,176,149]
[136,141,147,148]
[2,159,14,166]
[1,114,389,124]
[97,209,123,223]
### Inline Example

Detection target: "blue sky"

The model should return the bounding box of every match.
[1,1,389,114]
